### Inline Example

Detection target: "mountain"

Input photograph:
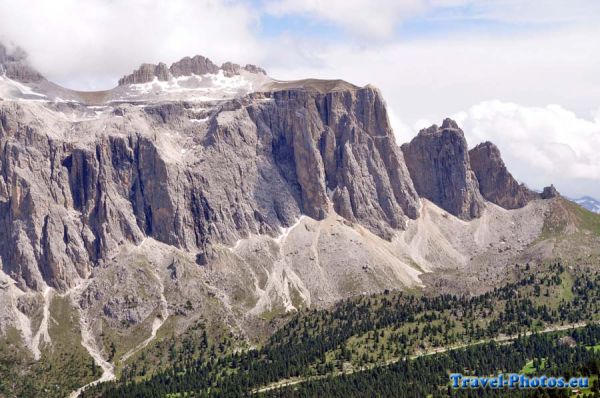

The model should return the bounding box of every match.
[1,43,598,397]
[572,196,600,213]
[469,141,539,209]
[401,119,485,220]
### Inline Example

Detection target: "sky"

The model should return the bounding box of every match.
[1,0,599,199]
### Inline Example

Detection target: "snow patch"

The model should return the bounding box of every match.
[572,196,600,213]
[190,116,210,123]
[121,70,264,102]
[0,75,47,98]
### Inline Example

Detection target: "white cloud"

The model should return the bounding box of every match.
[460,0,600,24]
[454,101,600,199]
[264,0,600,40]
[1,1,599,198]
[265,24,600,139]
[386,107,415,144]
[0,0,262,89]
[264,0,427,38]
[263,26,600,198]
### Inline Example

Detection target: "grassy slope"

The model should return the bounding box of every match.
[543,198,600,238]
[89,262,599,397]
[4,197,599,396]
[0,294,96,398]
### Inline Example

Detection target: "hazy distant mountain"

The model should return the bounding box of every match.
[572,196,600,213]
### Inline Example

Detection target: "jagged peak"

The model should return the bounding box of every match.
[170,55,219,78]
[118,62,170,85]
[402,118,484,220]
[118,54,267,86]
[472,140,496,149]
[541,184,560,199]
[420,124,439,135]
[471,141,503,160]
[441,117,459,130]
[416,119,463,138]
[417,118,464,139]
[469,140,540,209]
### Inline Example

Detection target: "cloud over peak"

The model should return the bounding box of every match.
[1,0,599,199]
[454,101,600,198]
[0,0,262,90]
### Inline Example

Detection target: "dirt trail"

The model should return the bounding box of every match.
[68,245,171,397]
[253,321,593,394]
[26,286,53,360]
[68,310,116,398]
[66,279,116,398]
[120,267,169,362]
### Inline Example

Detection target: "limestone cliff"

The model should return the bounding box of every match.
[401,118,485,219]
[118,54,266,86]
[469,141,539,209]
[0,76,420,291]
[0,48,568,380]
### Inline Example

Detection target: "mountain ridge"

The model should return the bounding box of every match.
[0,43,566,295]
[117,54,267,86]
[2,42,593,398]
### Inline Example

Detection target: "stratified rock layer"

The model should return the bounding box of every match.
[118,55,267,86]
[0,84,420,292]
[469,141,539,209]
[401,119,485,219]
[170,55,219,77]
[118,63,171,85]
[247,86,420,236]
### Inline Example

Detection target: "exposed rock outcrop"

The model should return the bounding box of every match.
[401,118,485,219]
[243,64,266,75]
[541,184,560,199]
[221,62,266,77]
[0,83,420,291]
[118,62,170,85]
[247,86,420,236]
[221,62,241,77]
[118,55,267,86]
[469,141,539,209]
[170,55,219,77]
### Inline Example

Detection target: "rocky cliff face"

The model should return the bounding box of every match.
[0,78,419,291]
[170,55,219,77]
[118,62,171,85]
[469,141,539,209]
[401,119,485,219]
[246,86,420,237]
[0,48,569,385]
[118,54,266,86]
